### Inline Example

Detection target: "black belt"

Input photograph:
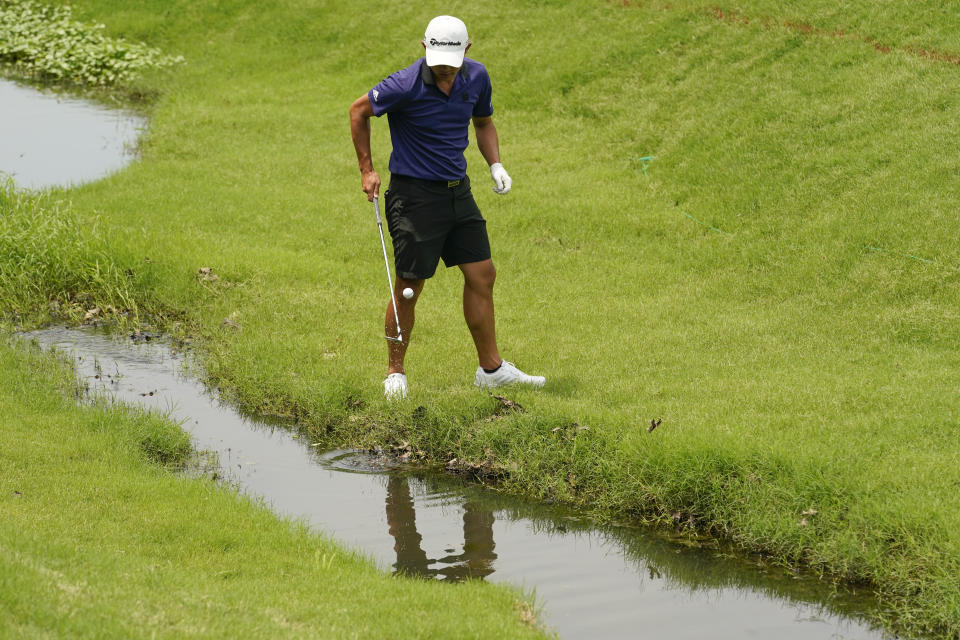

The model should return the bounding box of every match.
[392,174,464,188]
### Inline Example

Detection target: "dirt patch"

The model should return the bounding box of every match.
[685,5,960,68]
[905,46,960,65]
[708,7,749,26]
[711,5,960,67]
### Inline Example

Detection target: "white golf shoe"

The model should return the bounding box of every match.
[474,361,545,389]
[383,373,408,399]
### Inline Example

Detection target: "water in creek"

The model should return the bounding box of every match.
[23,327,897,639]
[0,79,145,190]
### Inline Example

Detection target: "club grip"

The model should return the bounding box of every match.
[373,196,382,224]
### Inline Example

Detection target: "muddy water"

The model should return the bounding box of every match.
[0,79,145,190]
[24,327,896,639]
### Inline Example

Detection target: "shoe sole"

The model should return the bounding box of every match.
[474,379,545,389]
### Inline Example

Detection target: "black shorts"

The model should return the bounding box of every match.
[384,174,492,280]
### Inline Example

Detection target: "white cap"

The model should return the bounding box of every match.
[423,15,468,67]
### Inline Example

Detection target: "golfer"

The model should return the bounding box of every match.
[349,15,545,398]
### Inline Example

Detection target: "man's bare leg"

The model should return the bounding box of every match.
[459,259,502,370]
[386,277,424,375]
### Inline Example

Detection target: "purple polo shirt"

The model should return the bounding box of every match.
[368,57,493,181]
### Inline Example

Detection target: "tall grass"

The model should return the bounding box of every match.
[0,181,142,322]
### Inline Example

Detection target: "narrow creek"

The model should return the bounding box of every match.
[23,327,898,639]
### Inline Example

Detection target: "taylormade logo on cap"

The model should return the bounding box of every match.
[429,38,462,47]
[423,15,468,67]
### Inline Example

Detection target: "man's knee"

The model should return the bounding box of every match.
[395,278,425,304]
[464,261,496,292]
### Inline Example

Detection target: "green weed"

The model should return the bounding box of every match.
[0,0,182,86]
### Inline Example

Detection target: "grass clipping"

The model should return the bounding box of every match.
[0,0,183,86]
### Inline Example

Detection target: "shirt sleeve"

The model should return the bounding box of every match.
[473,67,493,118]
[369,68,412,117]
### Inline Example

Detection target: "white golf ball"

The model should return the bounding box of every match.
[402,287,414,299]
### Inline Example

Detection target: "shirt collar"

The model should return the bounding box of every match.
[419,58,470,85]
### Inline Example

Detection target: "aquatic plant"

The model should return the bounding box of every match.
[0,0,183,86]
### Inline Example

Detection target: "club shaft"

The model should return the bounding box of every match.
[374,196,402,341]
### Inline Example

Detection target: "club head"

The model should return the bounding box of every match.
[385,334,404,344]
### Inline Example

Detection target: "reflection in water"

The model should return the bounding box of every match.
[386,475,496,580]
[376,470,896,639]
[0,79,145,190]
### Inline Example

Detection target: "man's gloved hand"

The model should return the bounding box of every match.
[490,162,512,195]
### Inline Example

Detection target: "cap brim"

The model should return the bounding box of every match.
[424,48,465,67]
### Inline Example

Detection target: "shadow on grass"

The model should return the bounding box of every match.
[542,375,581,398]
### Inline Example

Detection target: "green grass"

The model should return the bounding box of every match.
[1,0,959,636]
[0,339,543,638]
[0,183,150,323]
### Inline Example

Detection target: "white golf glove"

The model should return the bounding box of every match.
[490,162,512,195]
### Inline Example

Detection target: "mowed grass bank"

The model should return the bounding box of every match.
[2,0,959,636]
[0,338,543,638]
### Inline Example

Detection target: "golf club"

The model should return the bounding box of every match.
[373,195,403,343]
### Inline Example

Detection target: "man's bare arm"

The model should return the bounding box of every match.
[473,116,511,194]
[350,94,380,201]
[473,116,500,166]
